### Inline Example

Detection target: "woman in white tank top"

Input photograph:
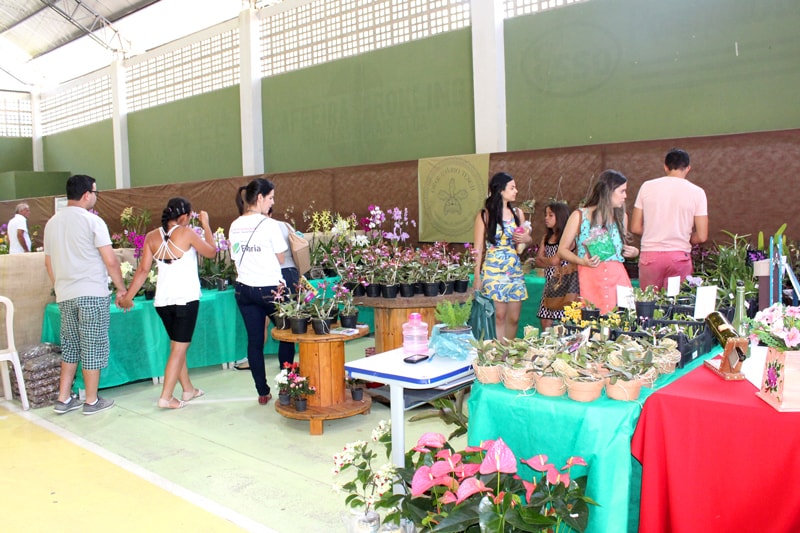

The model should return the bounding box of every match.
[120,197,216,409]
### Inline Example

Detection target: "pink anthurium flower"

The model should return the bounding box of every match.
[564,456,587,469]
[546,464,569,486]
[440,491,458,505]
[431,455,462,477]
[521,479,537,501]
[435,449,454,460]
[479,438,517,475]
[413,432,447,452]
[411,465,437,496]
[455,477,491,504]
[454,462,481,480]
[521,454,550,472]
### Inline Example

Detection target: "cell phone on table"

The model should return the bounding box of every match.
[403,354,429,364]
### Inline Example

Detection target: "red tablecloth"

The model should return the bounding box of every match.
[631,359,800,533]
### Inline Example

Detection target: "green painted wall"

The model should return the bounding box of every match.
[127,86,242,187]
[42,120,116,191]
[0,171,70,201]
[0,137,33,172]
[505,0,800,150]
[262,29,475,173]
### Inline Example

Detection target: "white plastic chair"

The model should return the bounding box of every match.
[0,295,29,410]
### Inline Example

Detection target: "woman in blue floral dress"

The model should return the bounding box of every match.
[473,172,533,340]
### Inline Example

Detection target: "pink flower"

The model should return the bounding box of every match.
[440,491,458,505]
[546,464,569,486]
[563,456,587,469]
[786,307,800,318]
[479,437,517,475]
[521,479,537,501]
[455,477,491,504]
[410,465,453,497]
[783,327,800,348]
[521,454,550,472]
[413,432,446,452]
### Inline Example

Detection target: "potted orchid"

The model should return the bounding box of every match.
[274,362,299,405]
[288,371,316,411]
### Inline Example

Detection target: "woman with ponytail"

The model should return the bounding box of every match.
[228,178,288,405]
[120,197,216,408]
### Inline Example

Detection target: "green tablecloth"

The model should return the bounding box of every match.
[42,277,376,390]
[467,347,718,533]
[42,289,249,389]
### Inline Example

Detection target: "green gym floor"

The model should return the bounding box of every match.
[0,336,461,532]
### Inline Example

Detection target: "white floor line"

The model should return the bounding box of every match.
[5,401,277,533]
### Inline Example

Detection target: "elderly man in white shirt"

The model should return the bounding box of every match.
[8,202,31,253]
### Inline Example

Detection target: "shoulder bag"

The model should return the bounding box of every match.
[284,223,311,276]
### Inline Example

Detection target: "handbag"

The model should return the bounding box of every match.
[468,290,496,341]
[285,223,311,276]
[541,263,579,311]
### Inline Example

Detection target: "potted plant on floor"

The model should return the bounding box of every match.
[345,374,365,401]
[288,371,316,411]
[275,362,300,405]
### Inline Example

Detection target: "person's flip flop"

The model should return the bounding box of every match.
[234,362,250,370]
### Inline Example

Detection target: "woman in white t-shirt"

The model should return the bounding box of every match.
[229,178,288,405]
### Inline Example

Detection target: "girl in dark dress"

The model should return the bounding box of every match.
[536,201,578,329]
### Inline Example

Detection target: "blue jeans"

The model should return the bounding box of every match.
[234,282,279,396]
[276,267,299,369]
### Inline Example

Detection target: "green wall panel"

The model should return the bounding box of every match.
[0,171,70,201]
[128,86,242,187]
[0,137,33,172]
[505,0,800,150]
[262,29,475,173]
[42,120,115,191]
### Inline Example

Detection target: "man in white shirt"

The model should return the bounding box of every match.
[8,202,31,253]
[630,149,708,290]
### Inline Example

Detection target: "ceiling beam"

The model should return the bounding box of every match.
[40,0,132,55]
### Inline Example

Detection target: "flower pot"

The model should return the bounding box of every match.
[289,316,309,334]
[352,283,366,297]
[311,317,332,335]
[273,314,290,330]
[581,308,600,321]
[381,284,399,298]
[566,378,605,402]
[340,313,359,329]
[454,279,470,293]
[606,378,642,401]
[635,300,657,320]
[756,348,800,411]
[440,280,455,295]
[398,283,416,298]
[365,284,381,298]
[341,509,380,533]
[144,288,156,300]
[294,397,308,412]
[472,362,502,384]
[216,278,228,291]
[639,367,658,388]
[534,374,566,397]
[351,387,364,401]
[413,282,423,294]
[501,365,535,391]
[278,392,291,406]
[422,281,441,297]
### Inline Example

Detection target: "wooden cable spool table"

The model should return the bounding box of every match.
[353,289,473,353]
[271,325,371,435]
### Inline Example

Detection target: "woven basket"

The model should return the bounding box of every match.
[473,362,502,384]
[639,368,659,388]
[565,377,605,402]
[605,378,642,401]
[534,374,566,397]
[501,366,535,391]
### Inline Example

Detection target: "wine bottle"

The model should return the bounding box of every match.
[732,280,746,334]
[705,311,746,361]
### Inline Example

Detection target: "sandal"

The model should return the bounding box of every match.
[182,388,205,402]
[157,397,185,409]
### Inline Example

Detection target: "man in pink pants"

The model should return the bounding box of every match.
[630,149,708,290]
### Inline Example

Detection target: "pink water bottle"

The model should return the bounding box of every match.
[402,312,429,355]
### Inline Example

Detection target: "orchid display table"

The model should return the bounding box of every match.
[353,290,473,353]
[271,325,371,435]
